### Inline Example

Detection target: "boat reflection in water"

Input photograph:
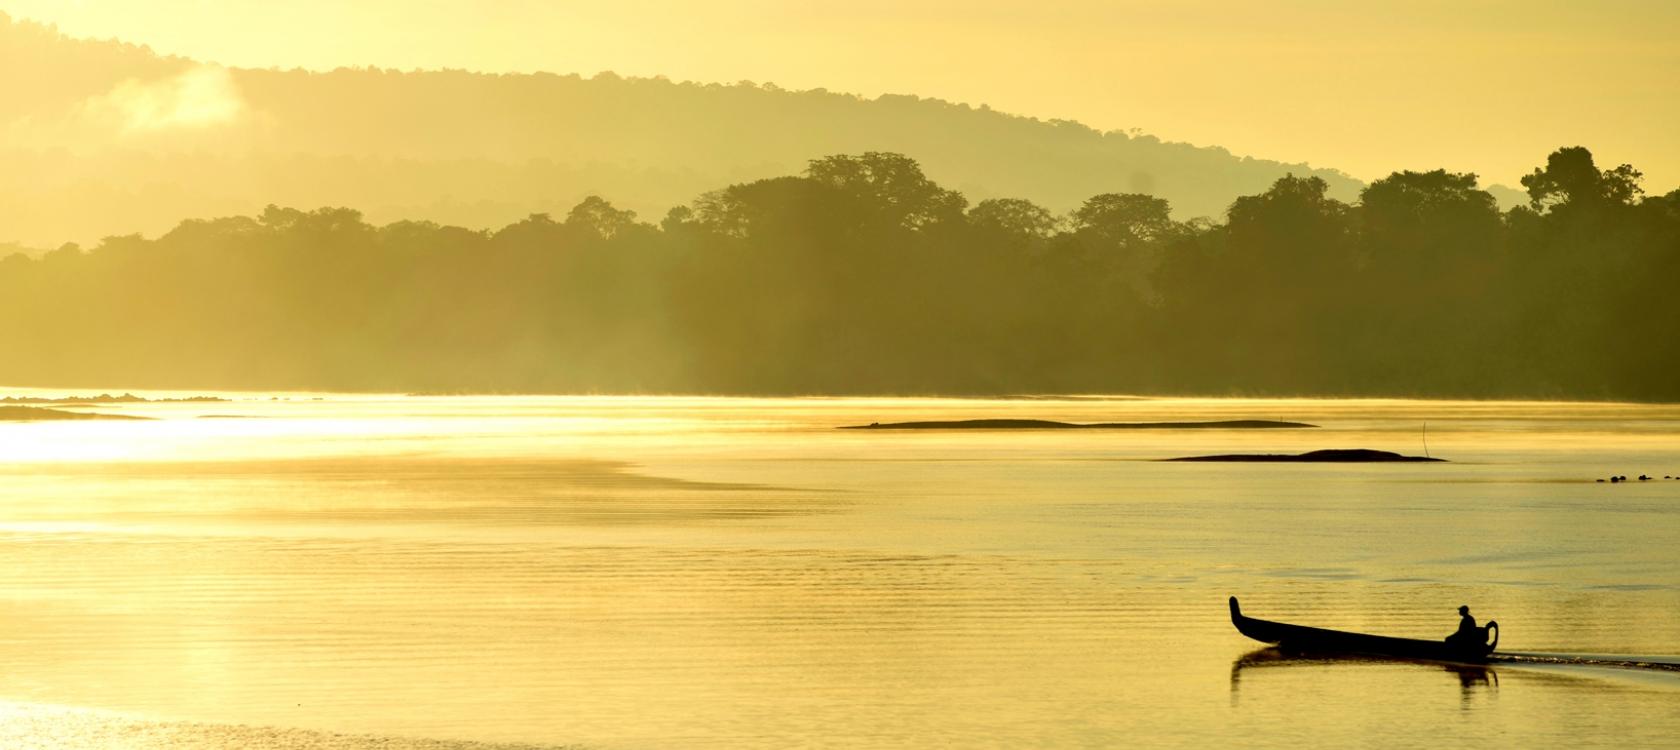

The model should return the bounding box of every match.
[1230,647,1499,703]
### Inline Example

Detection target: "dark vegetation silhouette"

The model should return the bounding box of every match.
[0,11,1369,247]
[2,146,1676,399]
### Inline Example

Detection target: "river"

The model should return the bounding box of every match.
[1,393,1677,748]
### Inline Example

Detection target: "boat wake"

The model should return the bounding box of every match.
[1492,652,1680,673]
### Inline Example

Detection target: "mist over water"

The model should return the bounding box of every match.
[2,394,1677,748]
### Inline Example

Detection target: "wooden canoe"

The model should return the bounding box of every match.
[1230,596,1498,662]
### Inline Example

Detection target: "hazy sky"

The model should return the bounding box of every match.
[7,0,1678,190]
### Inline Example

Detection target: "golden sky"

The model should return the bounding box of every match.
[7,0,1678,190]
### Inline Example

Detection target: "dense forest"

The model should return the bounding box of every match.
[3,146,1675,399]
[2,11,1378,247]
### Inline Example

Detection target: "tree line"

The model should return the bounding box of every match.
[2,146,1675,399]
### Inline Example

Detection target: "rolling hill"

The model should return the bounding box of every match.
[1,11,1369,246]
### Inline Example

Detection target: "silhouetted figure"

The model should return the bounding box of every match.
[1445,605,1480,648]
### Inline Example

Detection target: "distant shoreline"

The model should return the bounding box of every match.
[0,405,148,421]
[1,393,226,405]
[841,419,1316,430]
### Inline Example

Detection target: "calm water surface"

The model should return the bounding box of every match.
[1,393,1678,748]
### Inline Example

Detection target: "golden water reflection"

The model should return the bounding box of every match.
[1,394,1678,747]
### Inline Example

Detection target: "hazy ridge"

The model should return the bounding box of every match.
[1,12,1367,246]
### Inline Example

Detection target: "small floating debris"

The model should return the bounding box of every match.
[1598,474,1677,483]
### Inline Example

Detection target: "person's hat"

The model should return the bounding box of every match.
[1458,605,1470,614]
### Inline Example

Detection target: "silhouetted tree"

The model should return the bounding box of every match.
[660,206,697,233]
[692,176,850,240]
[968,198,1059,239]
[1345,170,1508,390]
[1520,146,1644,212]
[805,152,967,229]
[1070,193,1174,247]
[565,196,641,239]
